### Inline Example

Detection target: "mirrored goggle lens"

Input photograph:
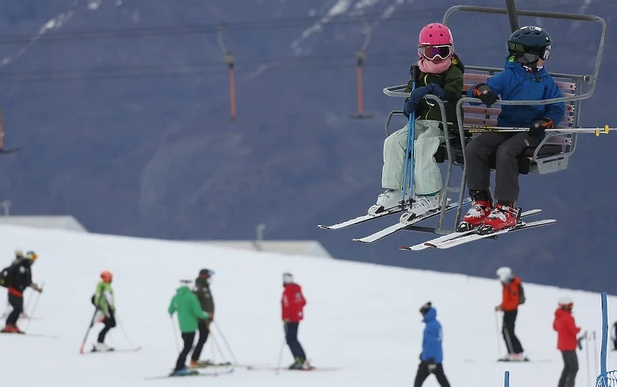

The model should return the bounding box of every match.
[419,45,452,60]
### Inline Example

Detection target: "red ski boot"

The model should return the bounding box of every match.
[456,200,492,232]
[478,203,519,234]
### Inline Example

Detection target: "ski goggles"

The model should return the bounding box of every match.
[418,45,453,60]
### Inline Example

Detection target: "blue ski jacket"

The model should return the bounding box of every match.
[421,307,443,363]
[467,56,566,127]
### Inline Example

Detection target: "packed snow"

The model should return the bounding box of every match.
[0,224,616,386]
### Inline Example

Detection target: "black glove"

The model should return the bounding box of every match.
[426,358,437,373]
[472,83,498,107]
[577,336,584,350]
[404,86,430,118]
[528,118,553,137]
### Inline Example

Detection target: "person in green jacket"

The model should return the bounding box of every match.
[93,271,115,351]
[190,269,215,368]
[168,280,210,376]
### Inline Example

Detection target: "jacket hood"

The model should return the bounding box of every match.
[284,283,301,291]
[175,286,191,295]
[555,308,572,318]
[423,307,437,322]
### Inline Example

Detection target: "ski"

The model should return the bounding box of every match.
[145,368,234,380]
[352,198,466,244]
[0,147,20,154]
[246,365,337,372]
[190,361,233,369]
[428,218,556,249]
[399,209,543,251]
[90,346,142,353]
[0,331,59,338]
[318,203,408,230]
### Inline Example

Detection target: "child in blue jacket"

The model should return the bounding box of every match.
[415,302,450,387]
[458,26,566,233]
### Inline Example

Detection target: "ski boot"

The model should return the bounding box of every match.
[190,359,214,368]
[169,367,199,377]
[369,189,408,215]
[1,324,23,334]
[456,190,493,232]
[93,342,114,352]
[399,192,443,224]
[477,202,520,235]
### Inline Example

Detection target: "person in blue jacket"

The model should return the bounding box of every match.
[414,302,450,387]
[457,26,566,233]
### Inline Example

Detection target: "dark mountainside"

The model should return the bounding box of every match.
[0,0,616,293]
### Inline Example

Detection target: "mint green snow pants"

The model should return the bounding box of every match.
[381,120,444,195]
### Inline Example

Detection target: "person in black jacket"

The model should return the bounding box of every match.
[2,251,42,333]
[190,269,215,367]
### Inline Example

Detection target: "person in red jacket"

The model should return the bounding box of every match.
[281,272,310,370]
[553,296,581,387]
[495,266,525,361]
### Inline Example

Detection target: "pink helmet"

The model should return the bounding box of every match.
[418,23,454,46]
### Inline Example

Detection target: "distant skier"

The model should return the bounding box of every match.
[553,296,581,387]
[495,266,526,361]
[1,250,25,319]
[414,302,450,387]
[1,251,42,333]
[281,272,310,370]
[375,22,464,217]
[190,269,215,368]
[92,271,116,351]
[168,279,210,377]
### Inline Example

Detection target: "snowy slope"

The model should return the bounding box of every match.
[0,224,616,386]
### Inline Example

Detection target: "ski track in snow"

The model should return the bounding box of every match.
[0,11,76,68]
[291,0,384,56]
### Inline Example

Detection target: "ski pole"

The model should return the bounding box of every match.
[212,321,238,365]
[276,323,287,376]
[170,316,180,353]
[22,291,33,319]
[79,308,99,354]
[592,330,598,375]
[210,331,231,366]
[401,65,417,205]
[494,311,503,358]
[116,314,136,349]
[584,331,591,387]
[462,124,614,137]
[23,281,44,333]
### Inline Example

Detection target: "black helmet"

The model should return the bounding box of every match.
[419,301,432,315]
[508,26,552,61]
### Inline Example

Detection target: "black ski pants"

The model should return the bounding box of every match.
[558,351,579,387]
[465,132,539,203]
[503,309,524,354]
[175,332,195,371]
[191,320,210,361]
[414,361,451,387]
[285,322,306,361]
[97,311,116,343]
[6,294,23,326]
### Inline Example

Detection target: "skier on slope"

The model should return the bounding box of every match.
[92,271,116,351]
[168,279,210,377]
[495,266,526,361]
[414,302,451,387]
[1,251,42,333]
[1,250,25,319]
[375,22,464,218]
[281,272,311,370]
[553,296,581,387]
[457,26,565,233]
[190,269,215,368]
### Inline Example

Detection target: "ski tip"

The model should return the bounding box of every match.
[352,238,368,243]
[399,246,412,251]
[317,225,329,230]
